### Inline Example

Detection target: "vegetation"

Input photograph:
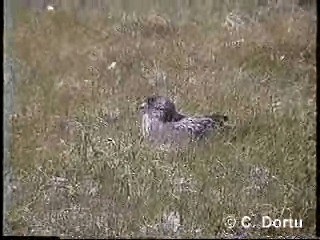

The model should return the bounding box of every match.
[6,1,316,238]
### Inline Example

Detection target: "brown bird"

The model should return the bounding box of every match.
[139,95,228,147]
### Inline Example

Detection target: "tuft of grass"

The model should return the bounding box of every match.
[7,5,316,238]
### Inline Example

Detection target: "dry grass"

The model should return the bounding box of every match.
[6,4,316,238]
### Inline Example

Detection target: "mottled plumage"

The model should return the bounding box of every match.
[139,95,228,147]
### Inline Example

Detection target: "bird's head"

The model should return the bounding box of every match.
[139,95,177,122]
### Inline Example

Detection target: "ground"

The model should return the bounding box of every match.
[5,2,316,238]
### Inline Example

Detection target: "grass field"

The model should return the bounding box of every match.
[6,2,316,238]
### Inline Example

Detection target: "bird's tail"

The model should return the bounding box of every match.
[206,113,228,122]
[205,113,229,127]
[207,113,236,137]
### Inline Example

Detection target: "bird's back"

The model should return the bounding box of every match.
[172,116,222,140]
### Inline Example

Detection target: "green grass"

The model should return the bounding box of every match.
[6,5,316,238]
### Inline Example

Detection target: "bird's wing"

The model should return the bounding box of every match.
[171,117,219,139]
